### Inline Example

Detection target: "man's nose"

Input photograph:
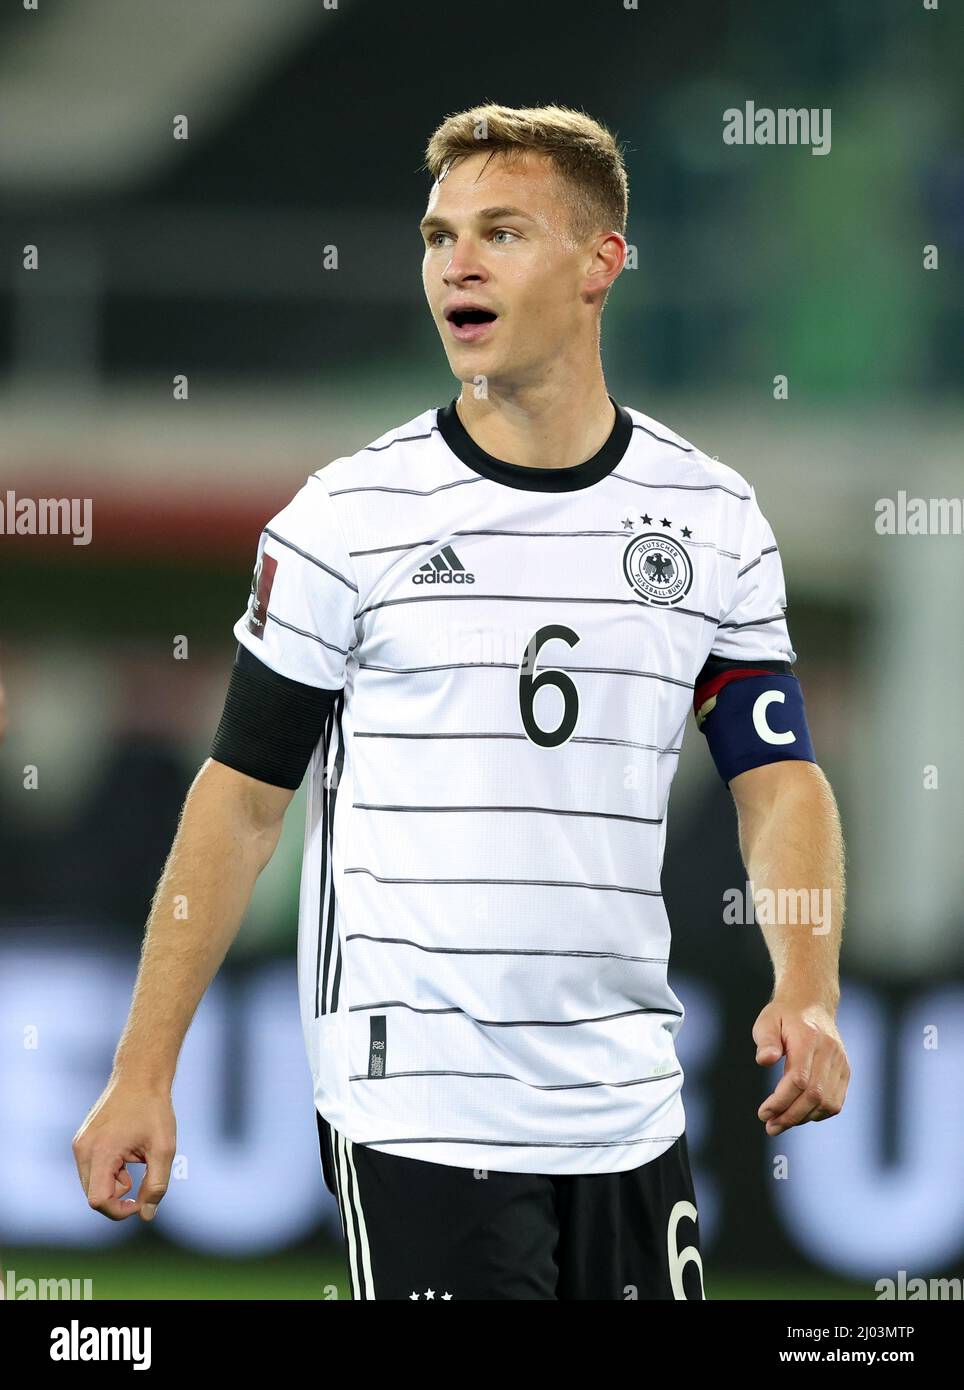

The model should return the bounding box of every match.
[443,247,486,284]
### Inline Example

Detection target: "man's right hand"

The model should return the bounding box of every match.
[72,1079,176,1222]
[70,758,293,1223]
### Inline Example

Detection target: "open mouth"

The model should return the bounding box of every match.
[445,306,499,342]
[448,308,497,327]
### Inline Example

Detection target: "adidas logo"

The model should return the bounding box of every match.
[412,545,475,584]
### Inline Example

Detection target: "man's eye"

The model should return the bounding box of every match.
[492,229,517,244]
[427,232,451,247]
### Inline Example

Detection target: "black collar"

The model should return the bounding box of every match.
[436,394,633,492]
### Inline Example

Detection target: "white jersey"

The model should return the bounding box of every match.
[233,396,795,1175]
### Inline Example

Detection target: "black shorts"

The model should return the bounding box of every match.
[317,1112,705,1301]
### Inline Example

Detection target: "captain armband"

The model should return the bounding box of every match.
[693,658,816,786]
[210,644,340,790]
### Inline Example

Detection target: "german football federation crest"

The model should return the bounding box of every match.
[623,532,693,606]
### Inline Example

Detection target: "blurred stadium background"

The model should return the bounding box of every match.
[1,0,962,1300]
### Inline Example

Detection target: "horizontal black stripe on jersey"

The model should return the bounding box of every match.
[630,422,694,453]
[347,528,741,561]
[683,538,741,560]
[353,591,718,625]
[266,610,355,657]
[320,474,483,500]
[363,426,440,452]
[347,1001,682,1026]
[345,932,668,964]
[349,527,662,558]
[348,1067,682,1091]
[354,658,694,690]
[363,1133,681,1150]
[717,612,787,631]
[352,730,681,755]
[736,545,779,578]
[343,866,662,896]
[611,469,751,501]
[263,527,358,591]
[352,801,662,827]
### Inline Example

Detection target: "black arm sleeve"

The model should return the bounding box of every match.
[210,644,340,790]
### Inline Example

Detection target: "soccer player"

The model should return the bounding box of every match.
[73,104,850,1300]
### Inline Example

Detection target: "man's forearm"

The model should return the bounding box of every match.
[112,761,287,1090]
[738,764,845,1010]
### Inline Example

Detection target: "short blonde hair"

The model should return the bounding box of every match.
[423,103,629,243]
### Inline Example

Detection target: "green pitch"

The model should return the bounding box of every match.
[2,1247,868,1300]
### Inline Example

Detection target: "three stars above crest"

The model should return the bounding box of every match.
[621,514,693,539]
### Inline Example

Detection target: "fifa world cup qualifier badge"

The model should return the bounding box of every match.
[623,532,694,606]
[246,552,278,639]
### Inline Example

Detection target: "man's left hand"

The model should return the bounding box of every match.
[753,998,850,1136]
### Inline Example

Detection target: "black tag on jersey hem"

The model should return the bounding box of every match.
[368,1015,386,1079]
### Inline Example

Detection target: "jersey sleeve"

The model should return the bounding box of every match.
[710,485,795,666]
[234,475,358,689]
[693,486,816,784]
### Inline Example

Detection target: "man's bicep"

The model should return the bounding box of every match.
[200,756,298,829]
[729,758,823,817]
